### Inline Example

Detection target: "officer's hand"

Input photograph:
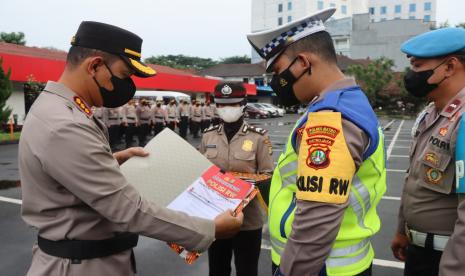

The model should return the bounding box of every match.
[391,232,409,261]
[214,209,243,239]
[113,147,149,165]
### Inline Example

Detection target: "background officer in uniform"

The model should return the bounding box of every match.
[191,100,203,138]
[105,107,122,150]
[136,98,151,146]
[166,99,177,131]
[151,96,166,136]
[202,101,214,130]
[199,81,274,276]
[19,21,243,276]
[391,28,465,276]
[122,99,138,148]
[178,100,190,139]
[247,8,386,275]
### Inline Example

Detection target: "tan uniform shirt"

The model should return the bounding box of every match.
[136,105,152,125]
[105,107,122,127]
[122,104,138,125]
[151,106,167,124]
[19,81,215,276]
[396,88,465,276]
[280,78,370,275]
[166,104,177,123]
[191,105,203,123]
[178,104,190,119]
[199,122,274,230]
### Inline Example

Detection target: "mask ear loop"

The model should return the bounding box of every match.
[432,58,451,85]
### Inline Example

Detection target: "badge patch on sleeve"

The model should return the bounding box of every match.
[297,112,356,204]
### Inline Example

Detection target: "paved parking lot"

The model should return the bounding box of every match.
[0,114,413,275]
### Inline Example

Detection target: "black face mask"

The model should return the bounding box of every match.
[270,57,310,107]
[403,59,448,98]
[93,63,136,108]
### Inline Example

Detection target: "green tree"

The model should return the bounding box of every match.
[0,58,13,125]
[219,55,251,64]
[346,58,394,108]
[456,22,465,29]
[0,31,26,45]
[144,54,218,71]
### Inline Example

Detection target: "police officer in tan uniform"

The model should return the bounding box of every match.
[247,8,386,275]
[166,99,177,131]
[136,98,151,146]
[199,82,274,276]
[151,97,167,136]
[105,107,122,150]
[19,21,243,276]
[122,100,138,148]
[202,101,214,130]
[191,100,203,138]
[178,100,190,139]
[391,28,465,276]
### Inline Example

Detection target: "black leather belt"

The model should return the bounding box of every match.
[37,233,139,260]
[126,117,135,120]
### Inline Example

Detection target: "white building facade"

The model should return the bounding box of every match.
[368,0,437,23]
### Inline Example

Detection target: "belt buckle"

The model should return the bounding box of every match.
[405,224,413,243]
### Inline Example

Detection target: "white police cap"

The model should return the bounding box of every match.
[247,8,336,71]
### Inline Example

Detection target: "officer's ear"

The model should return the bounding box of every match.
[446,56,465,77]
[87,57,105,77]
[296,53,312,75]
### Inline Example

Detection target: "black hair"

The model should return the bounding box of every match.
[284,31,337,64]
[66,46,119,69]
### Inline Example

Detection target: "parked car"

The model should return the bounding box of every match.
[245,104,269,119]
[260,103,285,117]
[249,103,279,117]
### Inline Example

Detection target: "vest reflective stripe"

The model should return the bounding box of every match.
[271,237,286,255]
[326,243,371,267]
[329,238,370,258]
[279,161,298,178]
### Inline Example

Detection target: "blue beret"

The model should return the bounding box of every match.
[401,28,465,58]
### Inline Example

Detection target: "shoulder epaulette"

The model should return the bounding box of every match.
[244,124,267,135]
[203,124,220,133]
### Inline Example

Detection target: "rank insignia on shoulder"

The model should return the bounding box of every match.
[73,96,92,116]
[245,124,267,135]
[203,125,220,133]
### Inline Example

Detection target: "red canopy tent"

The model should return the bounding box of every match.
[0,43,256,95]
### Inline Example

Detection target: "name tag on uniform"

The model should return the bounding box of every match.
[206,145,217,149]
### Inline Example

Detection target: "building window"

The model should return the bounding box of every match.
[409,3,416,12]
[318,1,324,10]
[409,15,416,19]
[424,2,431,11]
[381,6,387,14]
[278,3,283,12]
[278,17,283,26]
[288,16,292,22]
[341,5,347,14]
[424,15,431,21]
[369,7,375,15]
[395,5,401,13]
[288,1,292,10]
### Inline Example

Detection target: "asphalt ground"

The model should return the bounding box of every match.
[0,114,412,275]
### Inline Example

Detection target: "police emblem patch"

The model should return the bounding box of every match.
[303,125,339,170]
[426,168,443,184]
[242,140,254,152]
[221,85,232,95]
[307,147,330,169]
[424,152,439,166]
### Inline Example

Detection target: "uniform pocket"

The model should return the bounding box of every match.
[205,148,218,159]
[419,148,453,194]
[233,151,256,161]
